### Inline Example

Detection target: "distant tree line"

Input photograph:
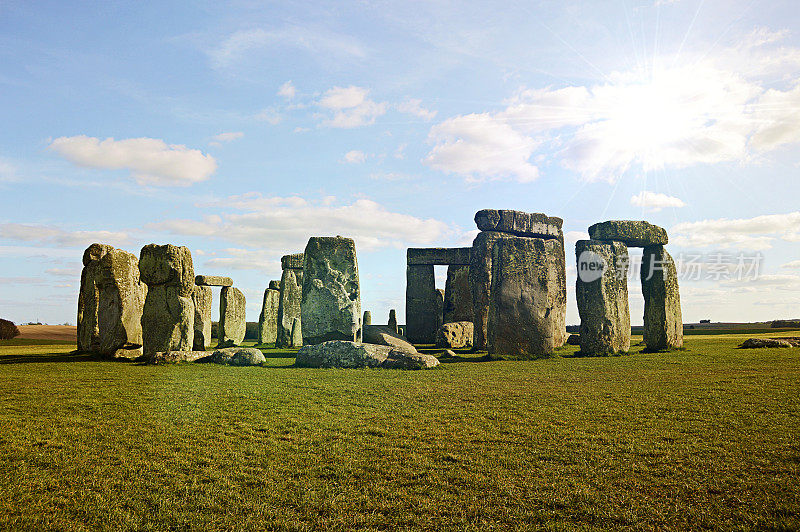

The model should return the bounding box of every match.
[0,319,20,340]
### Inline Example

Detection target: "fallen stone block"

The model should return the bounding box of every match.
[436,321,473,349]
[295,340,439,369]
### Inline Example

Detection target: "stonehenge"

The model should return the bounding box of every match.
[276,253,304,348]
[470,210,567,356]
[576,220,682,355]
[218,286,246,348]
[443,265,471,324]
[139,244,195,358]
[192,285,213,350]
[77,244,147,358]
[258,280,280,345]
[301,236,362,345]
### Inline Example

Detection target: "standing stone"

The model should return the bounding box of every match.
[78,244,147,358]
[218,286,246,348]
[641,245,683,350]
[443,265,472,324]
[276,254,303,348]
[291,317,303,348]
[487,237,564,358]
[258,282,280,345]
[575,240,631,355]
[388,309,398,333]
[435,288,444,334]
[469,231,506,350]
[192,285,213,350]
[406,264,437,344]
[139,244,195,358]
[301,236,361,345]
[363,311,372,327]
[551,236,568,348]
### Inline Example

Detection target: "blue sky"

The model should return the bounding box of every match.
[2,0,800,326]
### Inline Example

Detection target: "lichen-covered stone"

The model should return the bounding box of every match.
[740,338,799,348]
[194,275,233,287]
[291,317,303,347]
[301,236,361,345]
[218,286,246,347]
[258,285,280,344]
[434,288,444,333]
[588,220,668,247]
[141,285,194,357]
[388,309,398,333]
[364,325,417,352]
[281,253,304,270]
[474,209,563,238]
[407,247,471,265]
[78,244,147,359]
[268,280,281,290]
[276,256,303,348]
[295,340,438,369]
[443,265,472,324]
[362,311,372,327]
[436,321,473,349]
[210,347,265,366]
[641,245,683,350]
[405,264,437,344]
[150,350,210,364]
[469,230,507,350]
[192,285,213,350]
[487,237,564,358]
[576,240,631,355]
[139,244,195,296]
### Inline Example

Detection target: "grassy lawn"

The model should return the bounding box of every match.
[0,333,798,530]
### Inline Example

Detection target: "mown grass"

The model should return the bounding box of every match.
[0,333,798,530]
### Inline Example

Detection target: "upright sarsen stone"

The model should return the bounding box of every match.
[192,285,212,350]
[301,236,361,345]
[575,240,630,355]
[469,230,506,350]
[219,286,246,348]
[641,245,683,350]
[276,254,303,348]
[443,265,472,324]
[78,244,147,358]
[258,281,280,345]
[139,244,195,357]
[406,264,437,344]
[487,236,563,358]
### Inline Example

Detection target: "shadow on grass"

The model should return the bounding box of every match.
[0,351,96,364]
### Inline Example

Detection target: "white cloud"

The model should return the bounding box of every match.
[209,27,365,69]
[396,99,437,120]
[278,81,296,99]
[425,113,540,183]
[49,136,217,187]
[424,29,800,183]
[782,260,800,269]
[203,248,281,275]
[150,193,457,256]
[564,231,590,244]
[630,191,685,212]
[0,223,131,248]
[671,212,800,250]
[317,86,387,128]
[0,157,18,183]
[342,150,367,164]
[209,131,244,147]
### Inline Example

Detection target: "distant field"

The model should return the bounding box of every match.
[0,332,798,530]
[16,325,77,342]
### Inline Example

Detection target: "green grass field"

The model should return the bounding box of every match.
[1,333,798,530]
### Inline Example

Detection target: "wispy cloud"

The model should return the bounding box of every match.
[209,131,244,147]
[0,223,131,248]
[317,86,387,128]
[630,191,685,212]
[671,212,800,250]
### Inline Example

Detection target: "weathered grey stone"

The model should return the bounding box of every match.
[192,285,213,350]
[576,240,631,355]
[407,247,471,266]
[364,325,417,352]
[443,265,472,324]
[641,245,683,351]
[139,244,195,358]
[210,347,266,366]
[268,280,281,290]
[388,309,398,333]
[218,286,246,348]
[740,338,799,348]
[281,253,304,270]
[78,244,147,359]
[363,311,372,327]
[258,285,280,345]
[295,340,438,369]
[588,220,668,247]
[139,244,194,297]
[435,288,444,334]
[436,321,473,349]
[469,230,507,350]
[276,262,303,348]
[475,209,563,239]
[150,350,210,364]
[406,264,437,344]
[487,237,564,358]
[301,236,361,345]
[291,317,303,348]
[194,275,233,287]
[551,237,568,348]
